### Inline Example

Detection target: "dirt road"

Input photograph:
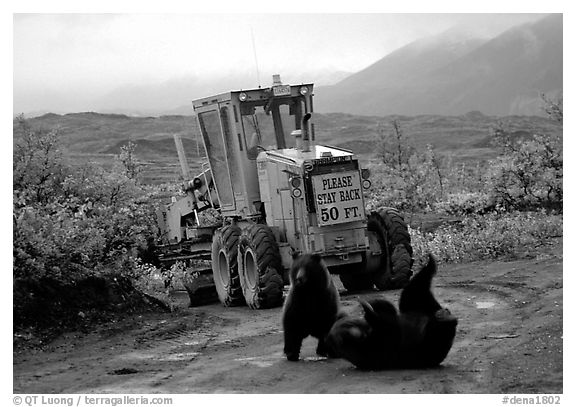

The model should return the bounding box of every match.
[13,239,562,394]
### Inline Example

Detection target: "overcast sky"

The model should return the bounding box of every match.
[13,11,549,114]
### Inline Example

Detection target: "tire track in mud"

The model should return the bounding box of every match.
[117,308,284,364]
[94,309,289,393]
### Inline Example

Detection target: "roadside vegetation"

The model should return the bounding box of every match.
[13,117,170,338]
[366,96,562,264]
[13,97,562,340]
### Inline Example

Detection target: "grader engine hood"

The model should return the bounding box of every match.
[257,144,368,228]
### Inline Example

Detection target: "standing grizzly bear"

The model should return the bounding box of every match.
[282,253,342,361]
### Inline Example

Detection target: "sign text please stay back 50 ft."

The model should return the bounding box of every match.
[311,171,365,226]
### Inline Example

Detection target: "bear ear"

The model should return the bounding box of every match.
[359,299,376,319]
[360,299,381,327]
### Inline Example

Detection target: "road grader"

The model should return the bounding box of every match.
[156,75,413,309]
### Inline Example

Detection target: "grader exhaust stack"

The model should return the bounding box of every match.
[302,112,311,152]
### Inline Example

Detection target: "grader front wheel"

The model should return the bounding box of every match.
[211,225,245,306]
[237,224,284,309]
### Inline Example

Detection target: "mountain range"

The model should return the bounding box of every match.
[14,14,562,118]
[315,14,562,116]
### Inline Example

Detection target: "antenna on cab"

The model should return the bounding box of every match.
[250,26,261,88]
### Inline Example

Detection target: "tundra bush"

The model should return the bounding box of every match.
[13,118,160,311]
[487,96,562,211]
[434,192,493,215]
[13,115,66,206]
[373,120,481,213]
[487,128,562,211]
[410,211,562,264]
[372,100,562,215]
[367,153,447,213]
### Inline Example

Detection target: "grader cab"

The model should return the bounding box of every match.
[156,75,413,309]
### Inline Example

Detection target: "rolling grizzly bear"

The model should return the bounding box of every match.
[326,254,457,369]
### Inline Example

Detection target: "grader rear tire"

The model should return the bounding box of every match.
[368,208,413,290]
[380,207,413,257]
[211,225,245,306]
[389,244,412,288]
[237,224,284,309]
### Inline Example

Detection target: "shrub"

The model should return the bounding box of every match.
[13,115,67,206]
[487,97,562,212]
[13,172,159,283]
[13,117,162,329]
[370,100,563,216]
[373,120,484,213]
[434,192,494,215]
[486,124,562,211]
[410,211,562,264]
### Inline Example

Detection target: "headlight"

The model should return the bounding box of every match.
[192,177,203,189]
[239,92,247,102]
[362,179,372,190]
[361,168,370,180]
[292,188,303,198]
[290,177,301,188]
[299,86,309,96]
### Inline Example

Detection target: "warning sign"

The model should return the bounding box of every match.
[312,171,365,226]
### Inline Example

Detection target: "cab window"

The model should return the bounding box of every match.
[198,110,234,207]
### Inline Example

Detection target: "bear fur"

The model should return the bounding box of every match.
[326,254,458,369]
[282,253,342,361]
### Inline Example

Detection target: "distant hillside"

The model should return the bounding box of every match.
[19,111,562,167]
[99,137,205,165]
[315,14,562,116]
[19,112,204,184]
[25,112,200,158]
[311,111,562,162]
